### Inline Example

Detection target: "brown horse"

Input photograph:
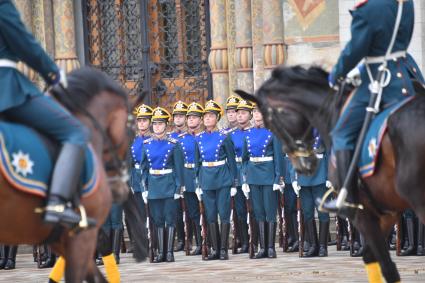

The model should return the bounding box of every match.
[0,67,146,282]
[237,65,425,283]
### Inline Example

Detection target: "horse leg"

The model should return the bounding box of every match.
[362,245,384,283]
[85,260,107,283]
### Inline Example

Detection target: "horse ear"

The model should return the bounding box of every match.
[234,89,261,105]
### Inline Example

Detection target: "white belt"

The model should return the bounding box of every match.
[0,59,17,69]
[250,156,273,162]
[202,160,226,167]
[149,169,173,175]
[235,157,242,163]
[365,51,406,64]
[184,163,195,169]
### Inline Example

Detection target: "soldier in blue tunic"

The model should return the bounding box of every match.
[241,105,283,259]
[195,100,238,260]
[178,102,205,256]
[324,0,425,213]
[141,107,185,263]
[0,1,92,227]
[170,100,189,252]
[224,95,240,130]
[291,130,330,257]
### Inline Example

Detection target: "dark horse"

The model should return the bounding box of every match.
[237,65,425,283]
[0,67,147,282]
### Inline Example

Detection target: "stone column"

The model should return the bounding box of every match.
[262,0,285,78]
[250,0,264,90]
[208,0,229,108]
[52,0,80,72]
[234,0,254,93]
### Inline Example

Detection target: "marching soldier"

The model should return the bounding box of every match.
[292,130,330,257]
[224,95,240,130]
[141,107,185,263]
[0,245,17,270]
[0,0,93,227]
[195,100,238,260]
[170,100,189,252]
[178,102,205,255]
[241,104,283,259]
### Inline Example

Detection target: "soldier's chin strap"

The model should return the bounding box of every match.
[335,0,405,210]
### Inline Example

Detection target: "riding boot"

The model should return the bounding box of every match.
[166,226,176,262]
[43,144,95,227]
[174,219,185,252]
[254,221,267,259]
[4,246,17,270]
[389,227,397,250]
[318,221,329,257]
[154,227,165,263]
[417,223,425,256]
[252,219,259,253]
[190,225,202,256]
[112,229,123,264]
[353,234,365,257]
[95,251,104,266]
[39,246,56,268]
[207,223,219,260]
[267,222,277,258]
[239,220,249,253]
[0,245,8,269]
[287,214,299,252]
[319,150,356,218]
[303,220,318,257]
[220,223,230,260]
[400,218,415,256]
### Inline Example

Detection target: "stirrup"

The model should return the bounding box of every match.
[317,184,364,213]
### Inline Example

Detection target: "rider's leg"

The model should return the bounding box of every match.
[3,95,90,227]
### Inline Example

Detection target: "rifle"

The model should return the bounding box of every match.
[145,202,154,263]
[199,200,208,260]
[297,195,304,258]
[395,218,402,256]
[246,195,255,259]
[347,218,354,256]
[278,183,287,252]
[180,197,190,256]
[336,216,341,251]
[231,195,238,254]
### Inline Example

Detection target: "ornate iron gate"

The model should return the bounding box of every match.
[82,0,212,109]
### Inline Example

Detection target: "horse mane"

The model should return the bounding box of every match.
[50,67,127,114]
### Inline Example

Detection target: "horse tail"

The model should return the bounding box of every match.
[122,191,148,262]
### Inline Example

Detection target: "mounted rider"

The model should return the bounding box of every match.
[0,1,92,227]
[323,0,425,214]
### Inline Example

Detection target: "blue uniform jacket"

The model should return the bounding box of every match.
[242,127,282,186]
[129,134,149,193]
[195,130,238,190]
[280,154,293,185]
[0,1,59,111]
[230,127,248,186]
[141,136,185,199]
[177,131,199,193]
[331,0,425,106]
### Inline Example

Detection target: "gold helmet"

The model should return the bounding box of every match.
[236,99,255,111]
[225,95,240,110]
[172,100,189,115]
[151,107,171,123]
[187,102,205,116]
[134,104,153,119]
[204,100,224,120]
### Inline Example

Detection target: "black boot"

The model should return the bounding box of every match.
[318,221,329,257]
[43,144,95,227]
[174,217,185,252]
[39,246,56,268]
[190,225,202,256]
[95,251,103,266]
[252,219,259,253]
[254,221,267,259]
[166,227,176,262]
[207,223,220,260]
[352,234,365,257]
[303,220,318,257]
[4,246,17,270]
[154,227,165,263]
[319,150,357,218]
[400,218,415,256]
[287,214,299,252]
[267,222,277,258]
[239,220,249,254]
[417,223,425,256]
[220,223,230,260]
[112,229,123,264]
[0,245,8,269]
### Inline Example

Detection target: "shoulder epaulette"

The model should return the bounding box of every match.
[178,132,188,138]
[143,138,153,144]
[167,137,178,143]
[220,127,237,135]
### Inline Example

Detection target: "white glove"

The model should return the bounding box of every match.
[346,65,362,87]
[142,191,148,204]
[292,181,301,197]
[230,187,237,197]
[242,183,250,198]
[273,184,281,191]
[59,69,68,88]
[326,180,333,189]
[280,181,285,191]
[181,186,186,193]
[174,193,182,200]
[195,187,203,201]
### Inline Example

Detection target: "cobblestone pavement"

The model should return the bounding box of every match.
[0,250,424,282]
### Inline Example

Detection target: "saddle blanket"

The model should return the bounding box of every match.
[0,121,99,198]
[359,96,415,178]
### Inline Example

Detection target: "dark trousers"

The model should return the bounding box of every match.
[149,198,177,227]
[234,186,247,222]
[184,191,200,225]
[250,185,278,223]
[102,203,123,230]
[299,184,330,222]
[203,187,231,224]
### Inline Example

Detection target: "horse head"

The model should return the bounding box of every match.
[235,65,343,175]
